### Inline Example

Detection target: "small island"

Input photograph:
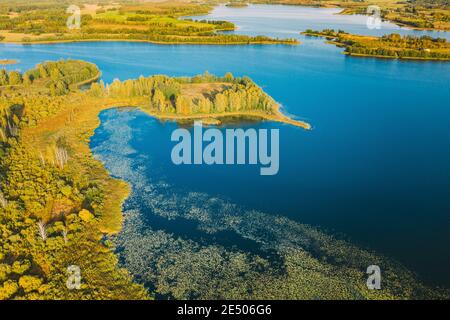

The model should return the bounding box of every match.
[226,2,249,8]
[302,29,450,61]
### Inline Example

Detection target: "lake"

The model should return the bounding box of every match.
[2,4,449,289]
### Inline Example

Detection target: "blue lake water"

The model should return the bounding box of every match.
[2,5,450,288]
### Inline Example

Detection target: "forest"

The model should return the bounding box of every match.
[88,72,278,116]
[0,60,150,299]
[302,29,450,60]
[0,1,298,45]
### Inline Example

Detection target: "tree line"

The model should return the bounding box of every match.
[1,60,99,95]
[88,72,277,115]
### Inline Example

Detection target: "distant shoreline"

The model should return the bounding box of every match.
[3,38,299,46]
[0,32,299,46]
[343,51,450,61]
[302,31,450,61]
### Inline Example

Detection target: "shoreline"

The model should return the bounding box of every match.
[1,38,299,46]
[99,101,312,130]
[0,34,299,46]
[343,51,450,61]
[74,71,102,88]
[143,108,311,129]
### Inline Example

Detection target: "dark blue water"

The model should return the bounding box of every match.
[2,5,450,287]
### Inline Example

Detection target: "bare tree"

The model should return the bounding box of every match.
[0,191,7,208]
[55,146,69,169]
[0,127,6,142]
[67,109,75,123]
[37,220,47,241]
[39,151,46,166]
[62,227,68,244]
[6,121,18,137]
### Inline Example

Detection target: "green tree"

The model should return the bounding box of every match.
[198,97,212,114]
[7,71,22,85]
[0,281,19,300]
[224,72,234,82]
[37,64,48,78]
[152,89,167,112]
[18,276,43,293]
[50,68,63,81]
[214,93,227,113]
[0,70,8,86]
[175,96,191,115]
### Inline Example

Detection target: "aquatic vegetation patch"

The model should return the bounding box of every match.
[94,108,449,300]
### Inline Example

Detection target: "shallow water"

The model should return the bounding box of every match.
[2,4,450,288]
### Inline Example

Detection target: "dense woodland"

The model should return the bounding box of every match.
[303,29,450,60]
[0,60,148,299]
[88,72,277,115]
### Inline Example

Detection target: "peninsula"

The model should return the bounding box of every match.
[0,59,311,299]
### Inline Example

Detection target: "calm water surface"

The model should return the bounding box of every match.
[2,5,449,287]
